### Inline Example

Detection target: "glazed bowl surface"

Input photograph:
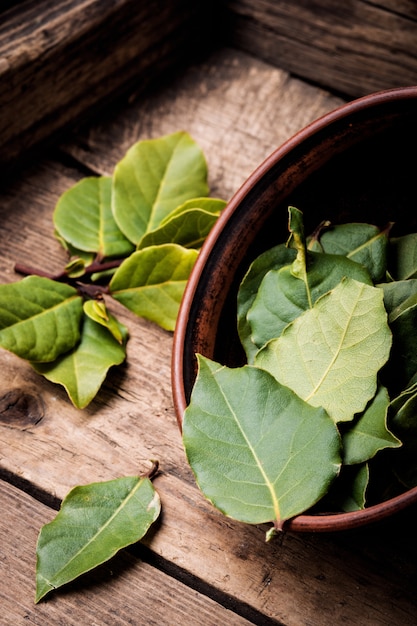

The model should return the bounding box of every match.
[172,86,417,532]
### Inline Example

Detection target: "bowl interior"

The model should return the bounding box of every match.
[172,86,417,531]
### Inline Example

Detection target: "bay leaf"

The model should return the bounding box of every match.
[109,244,198,331]
[83,299,125,344]
[112,131,209,245]
[388,233,417,280]
[33,315,127,408]
[247,251,372,351]
[137,207,220,250]
[333,464,369,512]
[342,385,401,465]
[255,278,392,423]
[0,276,83,362]
[237,243,296,362]
[53,176,134,258]
[389,381,417,488]
[35,475,160,602]
[183,355,341,528]
[158,197,225,225]
[317,222,389,282]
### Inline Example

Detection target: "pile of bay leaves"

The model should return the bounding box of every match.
[0,131,225,408]
[183,206,417,533]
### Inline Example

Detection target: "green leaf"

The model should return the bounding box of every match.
[35,475,161,602]
[112,131,209,245]
[64,257,87,279]
[183,355,341,527]
[389,383,417,488]
[237,244,296,362]
[54,229,96,265]
[247,250,372,351]
[384,290,417,389]
[255,278,392,423]
[379,278,417,313]
[0,276,83,362]
[388,233,417,280]
[83,299,125,344]
[54,177,134,258]
[342,385,401,465]
[158,197,225,226]
[333,464,369,512]
[390,379,417,430]
[137,207,220,250]
[317,222,389,282]
[33,315,127,408]
[109,244,198,331]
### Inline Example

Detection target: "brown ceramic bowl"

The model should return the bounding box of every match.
[172,86,417,532]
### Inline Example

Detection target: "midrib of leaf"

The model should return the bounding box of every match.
[44,478,144,585]
[10,294,80,325]
[217,380,281,521]
[304,290,357,402]
[148,141,181,231]
[346,232,382,259]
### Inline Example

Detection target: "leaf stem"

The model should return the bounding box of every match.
[142,460,160,480]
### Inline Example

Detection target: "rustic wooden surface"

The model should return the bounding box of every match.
[0,0,211,167]
[223,0,417,98]
[1,47,417,625]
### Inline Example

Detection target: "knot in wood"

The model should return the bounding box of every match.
[0,389,44,428]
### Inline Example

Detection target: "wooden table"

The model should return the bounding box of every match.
[2,44,417,625]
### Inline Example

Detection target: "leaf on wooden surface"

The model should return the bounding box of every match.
[109,244,198,331]
[0,276,83,362]
[255,278,392,423]
[137,207,220,250]
[183,355,341,528]
[342,385,401,465]
[112,131,209,245]
[33,315,127,408]
[35,475,161,603]
[53,176,134,258]
[83,299,125,344]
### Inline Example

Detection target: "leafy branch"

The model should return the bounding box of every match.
[20,131,226,602]
[0,131,226,408]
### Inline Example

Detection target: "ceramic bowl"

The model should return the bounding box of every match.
[172,86,417,531]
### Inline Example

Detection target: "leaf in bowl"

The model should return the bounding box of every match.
[255,278,392,423]
[313,222,390,283]
[183,355,341,529]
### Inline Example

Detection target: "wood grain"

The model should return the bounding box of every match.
[59,47,346,201]
[1,48,417,625]
[0,0,211,167]
[223,0,417,98]
[0,480,253,625]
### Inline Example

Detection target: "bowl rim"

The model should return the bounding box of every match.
[172,85,417,531]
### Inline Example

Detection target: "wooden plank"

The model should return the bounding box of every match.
[0,0,211,167]
[0,480,253,625]
[59,47,346,202]
[222,0,417,98]
[1,48,417,624]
